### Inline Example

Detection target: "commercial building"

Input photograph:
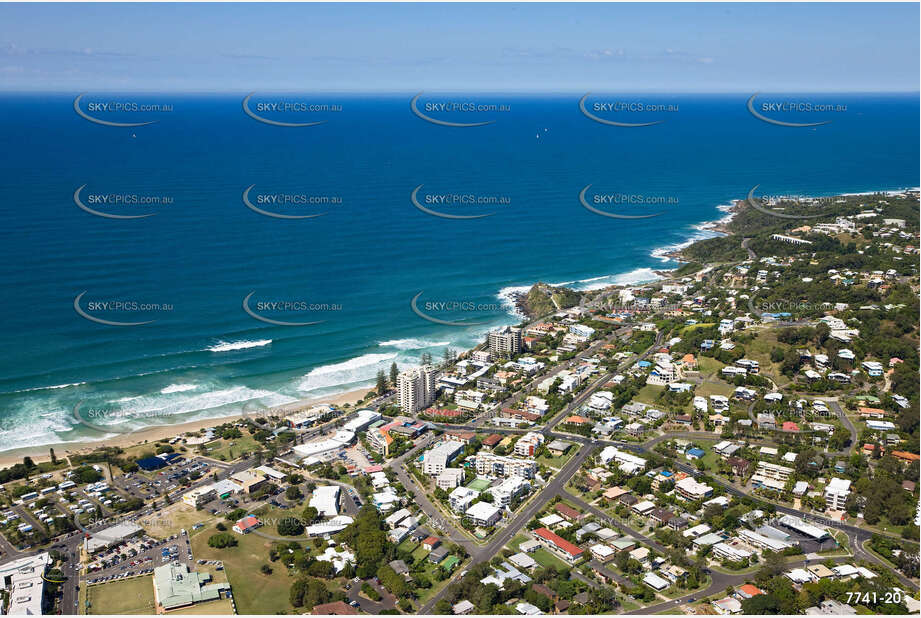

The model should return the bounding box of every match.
[85,522,144,553]
[397,365,438,415]
[309,486,341,518]
[0,552,49,615]
[153,562,230,611]
[292,429,356,461]
[778,515,830,541]
[230,469,268,494]
[182,485,217,508]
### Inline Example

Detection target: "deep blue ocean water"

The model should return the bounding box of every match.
[0,92,916,451]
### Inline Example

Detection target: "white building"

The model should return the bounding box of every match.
[436,468,466,490]
[0,552,49,615]
[397,365,438,415]
[513,432,544,457]
[737,529,792,553]
[824,478,852,511]
[675,477,713,501]
[491,476,530,507]
[449,486,479,513]
[712,542,753,562]
[423,440,465,476]
[588,391,614,411]
[466,501,502,527]
[309,486,341,518]
[475,454,537,479]
[489,326,523,357]
[599,446,647,475]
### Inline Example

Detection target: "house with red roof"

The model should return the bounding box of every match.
[233,515,261,534]
[554,503,583,521]
[532,527,584,564]
[782,421,800,432]
[312,601,358,615]
[736,584,764,599]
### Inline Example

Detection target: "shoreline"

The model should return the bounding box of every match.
[0,386,372,468]
[2,186,913,469]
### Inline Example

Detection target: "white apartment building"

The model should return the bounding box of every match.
[513,432,544,456]
[675,476,714,501]
[488,326,522,357]
[466,501,502,527]
[753,461,794,483]
[737,529,791,553]
[824,478,852,511]
[435,468,466,490]
[449,486,478,513]
[423,440,465,476]
[712,542,754,562]
[599,446,647,475]
[474,453,537,479]
[491,475,530,506]
[397,365,438,415]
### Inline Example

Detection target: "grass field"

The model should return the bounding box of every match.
[85,576,156,615]
[507,534,569,570]
[397,537,419,554]
[635,384,665,405]
[694,381,735,398]
[203,435,262,461]
[190,523,295,615]
[696,356,725,378]
[537,449,575,470]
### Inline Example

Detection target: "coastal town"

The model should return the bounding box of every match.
[0,189,918,616]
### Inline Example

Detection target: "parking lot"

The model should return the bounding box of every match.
[85,530,195,585]
[114,460,212,501]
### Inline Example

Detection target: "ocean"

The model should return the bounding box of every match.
[0,92,917,452]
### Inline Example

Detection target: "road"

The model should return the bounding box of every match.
[827,399,858,454]
[628,554,858,615]
[416,445,597,613]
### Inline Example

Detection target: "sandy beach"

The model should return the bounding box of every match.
[0,386,373,469]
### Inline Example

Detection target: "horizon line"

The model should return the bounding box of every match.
[1,89,918,95]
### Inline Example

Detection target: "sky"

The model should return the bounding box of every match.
[0,3,918,92]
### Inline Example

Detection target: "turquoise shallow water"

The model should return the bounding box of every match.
[0,92,916,451]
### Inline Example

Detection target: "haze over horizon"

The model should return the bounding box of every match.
[0,3,918,92]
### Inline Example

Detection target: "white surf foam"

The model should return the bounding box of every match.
[377,338,450,350]
[297,352,398,393]
[207,339,272,352]
[160,383,198,394]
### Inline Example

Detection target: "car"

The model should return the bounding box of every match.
[349,601,360,607]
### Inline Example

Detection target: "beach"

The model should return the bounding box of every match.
[0,386,373,469]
